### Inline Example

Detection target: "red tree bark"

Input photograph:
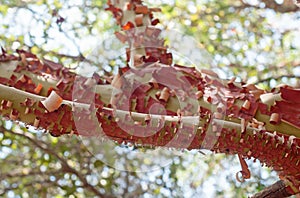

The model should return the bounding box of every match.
[0,0,299,197]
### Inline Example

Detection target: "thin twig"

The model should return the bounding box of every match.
[255,74,300,84]
[0,125,109,198]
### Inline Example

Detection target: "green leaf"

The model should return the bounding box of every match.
[0,5,9,16]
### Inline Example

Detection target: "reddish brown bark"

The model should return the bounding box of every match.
[0,0,299,196]
[251,180,293,198]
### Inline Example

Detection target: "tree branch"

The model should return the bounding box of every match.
[239,0,299,13]
[250,180,294,198]
[0,125,110,198]
[256,74,300,84]
[1,0,300,197]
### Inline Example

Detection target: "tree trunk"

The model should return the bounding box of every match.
[0,0,299,197]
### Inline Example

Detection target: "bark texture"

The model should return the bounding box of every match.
[0,0,300,197]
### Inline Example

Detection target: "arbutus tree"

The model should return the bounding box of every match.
[0,0,300,197]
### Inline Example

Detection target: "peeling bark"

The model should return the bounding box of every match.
[0,0,300,196]
[251,180,293,198]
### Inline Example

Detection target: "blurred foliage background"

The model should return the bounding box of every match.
[0,0,300,197]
